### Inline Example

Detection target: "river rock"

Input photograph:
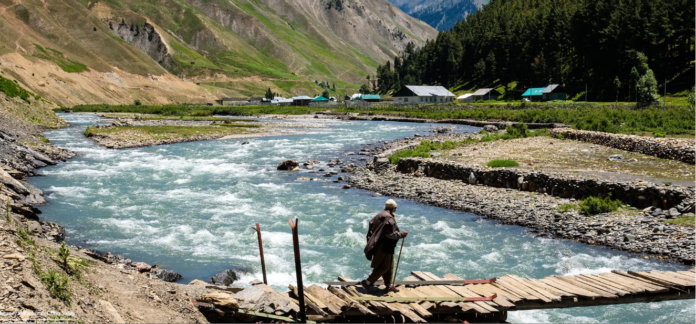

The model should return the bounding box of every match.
[608,155,624,161]
[483,125,498,132]
[277,160,300,171]
[151,268,183,282]
[210,268,250,287]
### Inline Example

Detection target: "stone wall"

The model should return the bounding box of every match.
[395,158,695,212]
[550,129,695,164]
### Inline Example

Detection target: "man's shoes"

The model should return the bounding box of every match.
[360,280,372,293]
[386,285,400,293]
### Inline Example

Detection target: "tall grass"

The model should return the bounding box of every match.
[579,196,623,215]
[337,106,695,135]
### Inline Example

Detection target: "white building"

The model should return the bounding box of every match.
[392,86,456,104]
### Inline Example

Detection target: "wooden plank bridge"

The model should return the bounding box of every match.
[194,268,695,323]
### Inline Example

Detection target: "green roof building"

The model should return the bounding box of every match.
[311,96,329,102]
[522,88,545,101]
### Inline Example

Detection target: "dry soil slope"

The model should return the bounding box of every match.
[0,0,436,104]
[0,0,219,106]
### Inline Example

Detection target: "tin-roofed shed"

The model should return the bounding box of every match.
[541,84,567,101]
[522,88,545,102]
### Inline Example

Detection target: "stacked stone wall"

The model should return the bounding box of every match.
[550,129,695,164]
[396,158,695,213]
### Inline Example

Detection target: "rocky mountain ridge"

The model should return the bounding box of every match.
[0,0,437,105]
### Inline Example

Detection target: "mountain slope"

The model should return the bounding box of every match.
[389,0,487,31]
[0,0,437,105]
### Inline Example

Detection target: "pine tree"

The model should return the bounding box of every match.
[613,76,621,103]
[265,88,274,99]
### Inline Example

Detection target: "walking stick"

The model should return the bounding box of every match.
[392,236,405,286]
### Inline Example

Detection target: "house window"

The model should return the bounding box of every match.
[404,98,408,103]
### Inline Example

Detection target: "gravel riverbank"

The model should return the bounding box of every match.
[349,164,695,264]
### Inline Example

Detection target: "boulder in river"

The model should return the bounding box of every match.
[277,160,300,171]
[209,267,250,287]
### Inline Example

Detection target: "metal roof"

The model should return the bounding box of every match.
[472,88,496,96]
[292,96,313,100]
[542,84,562,93]
[457,93,474,99]
[522,88,545,96]
[403,86,455,97]
[311,96,329,101]
[361,94,381,100]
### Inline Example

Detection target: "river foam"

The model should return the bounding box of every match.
[28,114,694,323]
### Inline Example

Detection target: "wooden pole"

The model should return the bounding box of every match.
[289,218,307,323]
[391,237,406,286]
[252,223,268,285]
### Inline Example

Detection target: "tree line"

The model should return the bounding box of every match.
[375,0,694,102]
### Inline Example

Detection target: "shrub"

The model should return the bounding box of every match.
[486,159,519,168]
[134,99,142,106]
[578,196,622,215]
[653,132,665,138]
[557,203,578,213]
[40,269,71,305]
[505,123,529,138]
[555,133,564,139]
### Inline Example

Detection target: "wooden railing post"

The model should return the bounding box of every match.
[289,218,307,323]
[252,223,268,285]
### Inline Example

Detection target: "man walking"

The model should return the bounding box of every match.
[361,199,407,293]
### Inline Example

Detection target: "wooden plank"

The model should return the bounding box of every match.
[599,273,667,293]
[495,277,539,300]
[640,271,692,286]
[667,271,696,283]
[539,277,602,298]
[508,275,562,302]
[498,276,549,302]
[523,279,575,298]
[677,271,696,279]
[408,302,433,318]
[421,272,496,312]
[306,285,344,315]
[578,275,639,295]
[650,271,695,286]
[434,274,500,308]
[550,276,617,298]
[443,273,521,307]
[327,286,376,316]
[565,276,628,297]
[464,284,515,308]
[289,285,329,316]
[389,303,427,323]
[625,271,688,288]
[491,283,529,301]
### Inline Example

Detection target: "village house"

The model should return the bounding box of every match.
[291,95,312,106]
[522,84,567,102]
[355,94,381,102]
[471,88,502,101]
[541,84,567,101]
[392,86,456,104]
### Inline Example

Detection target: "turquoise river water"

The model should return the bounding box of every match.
[29,114,694,323]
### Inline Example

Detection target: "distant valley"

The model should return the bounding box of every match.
[389,0,488,31]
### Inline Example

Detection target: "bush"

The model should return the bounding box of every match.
[557,203,578,213]
[653,132,665,138]
[578,196,622,215]
[40,269,71,305]
[134,99,142,106]
[555,133,564,139]
[486,159,519,168]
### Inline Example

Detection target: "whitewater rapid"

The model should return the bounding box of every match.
[29,114,694,323]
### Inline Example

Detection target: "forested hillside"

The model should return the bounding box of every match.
[377,0,695,101]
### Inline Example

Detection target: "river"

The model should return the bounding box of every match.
[29,114,693,323]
